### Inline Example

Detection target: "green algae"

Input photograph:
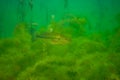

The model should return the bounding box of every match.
[0,15,120,80]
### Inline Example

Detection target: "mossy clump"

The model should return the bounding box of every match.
[17,52,120,80]
[0,15,120,80]
[69,37,106,56]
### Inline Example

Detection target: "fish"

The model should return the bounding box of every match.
[36,32,57,39]
[32,23,39,26]
[36,33,70,44]
[50,36,69,45]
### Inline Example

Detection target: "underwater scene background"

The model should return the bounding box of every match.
[0,0,120,80]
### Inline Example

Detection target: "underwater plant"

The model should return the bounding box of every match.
[108,26,120,53]
[115,13,120,25]
[62,14,87,38]
[105,14,120,53]
[64,0,68,9]
[14,23,31,42]
[17,0,27,22]
[45,14,87,39]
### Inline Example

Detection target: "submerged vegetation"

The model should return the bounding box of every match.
[0,15,120,80]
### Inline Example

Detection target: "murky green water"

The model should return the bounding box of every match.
[0,0,120,80]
